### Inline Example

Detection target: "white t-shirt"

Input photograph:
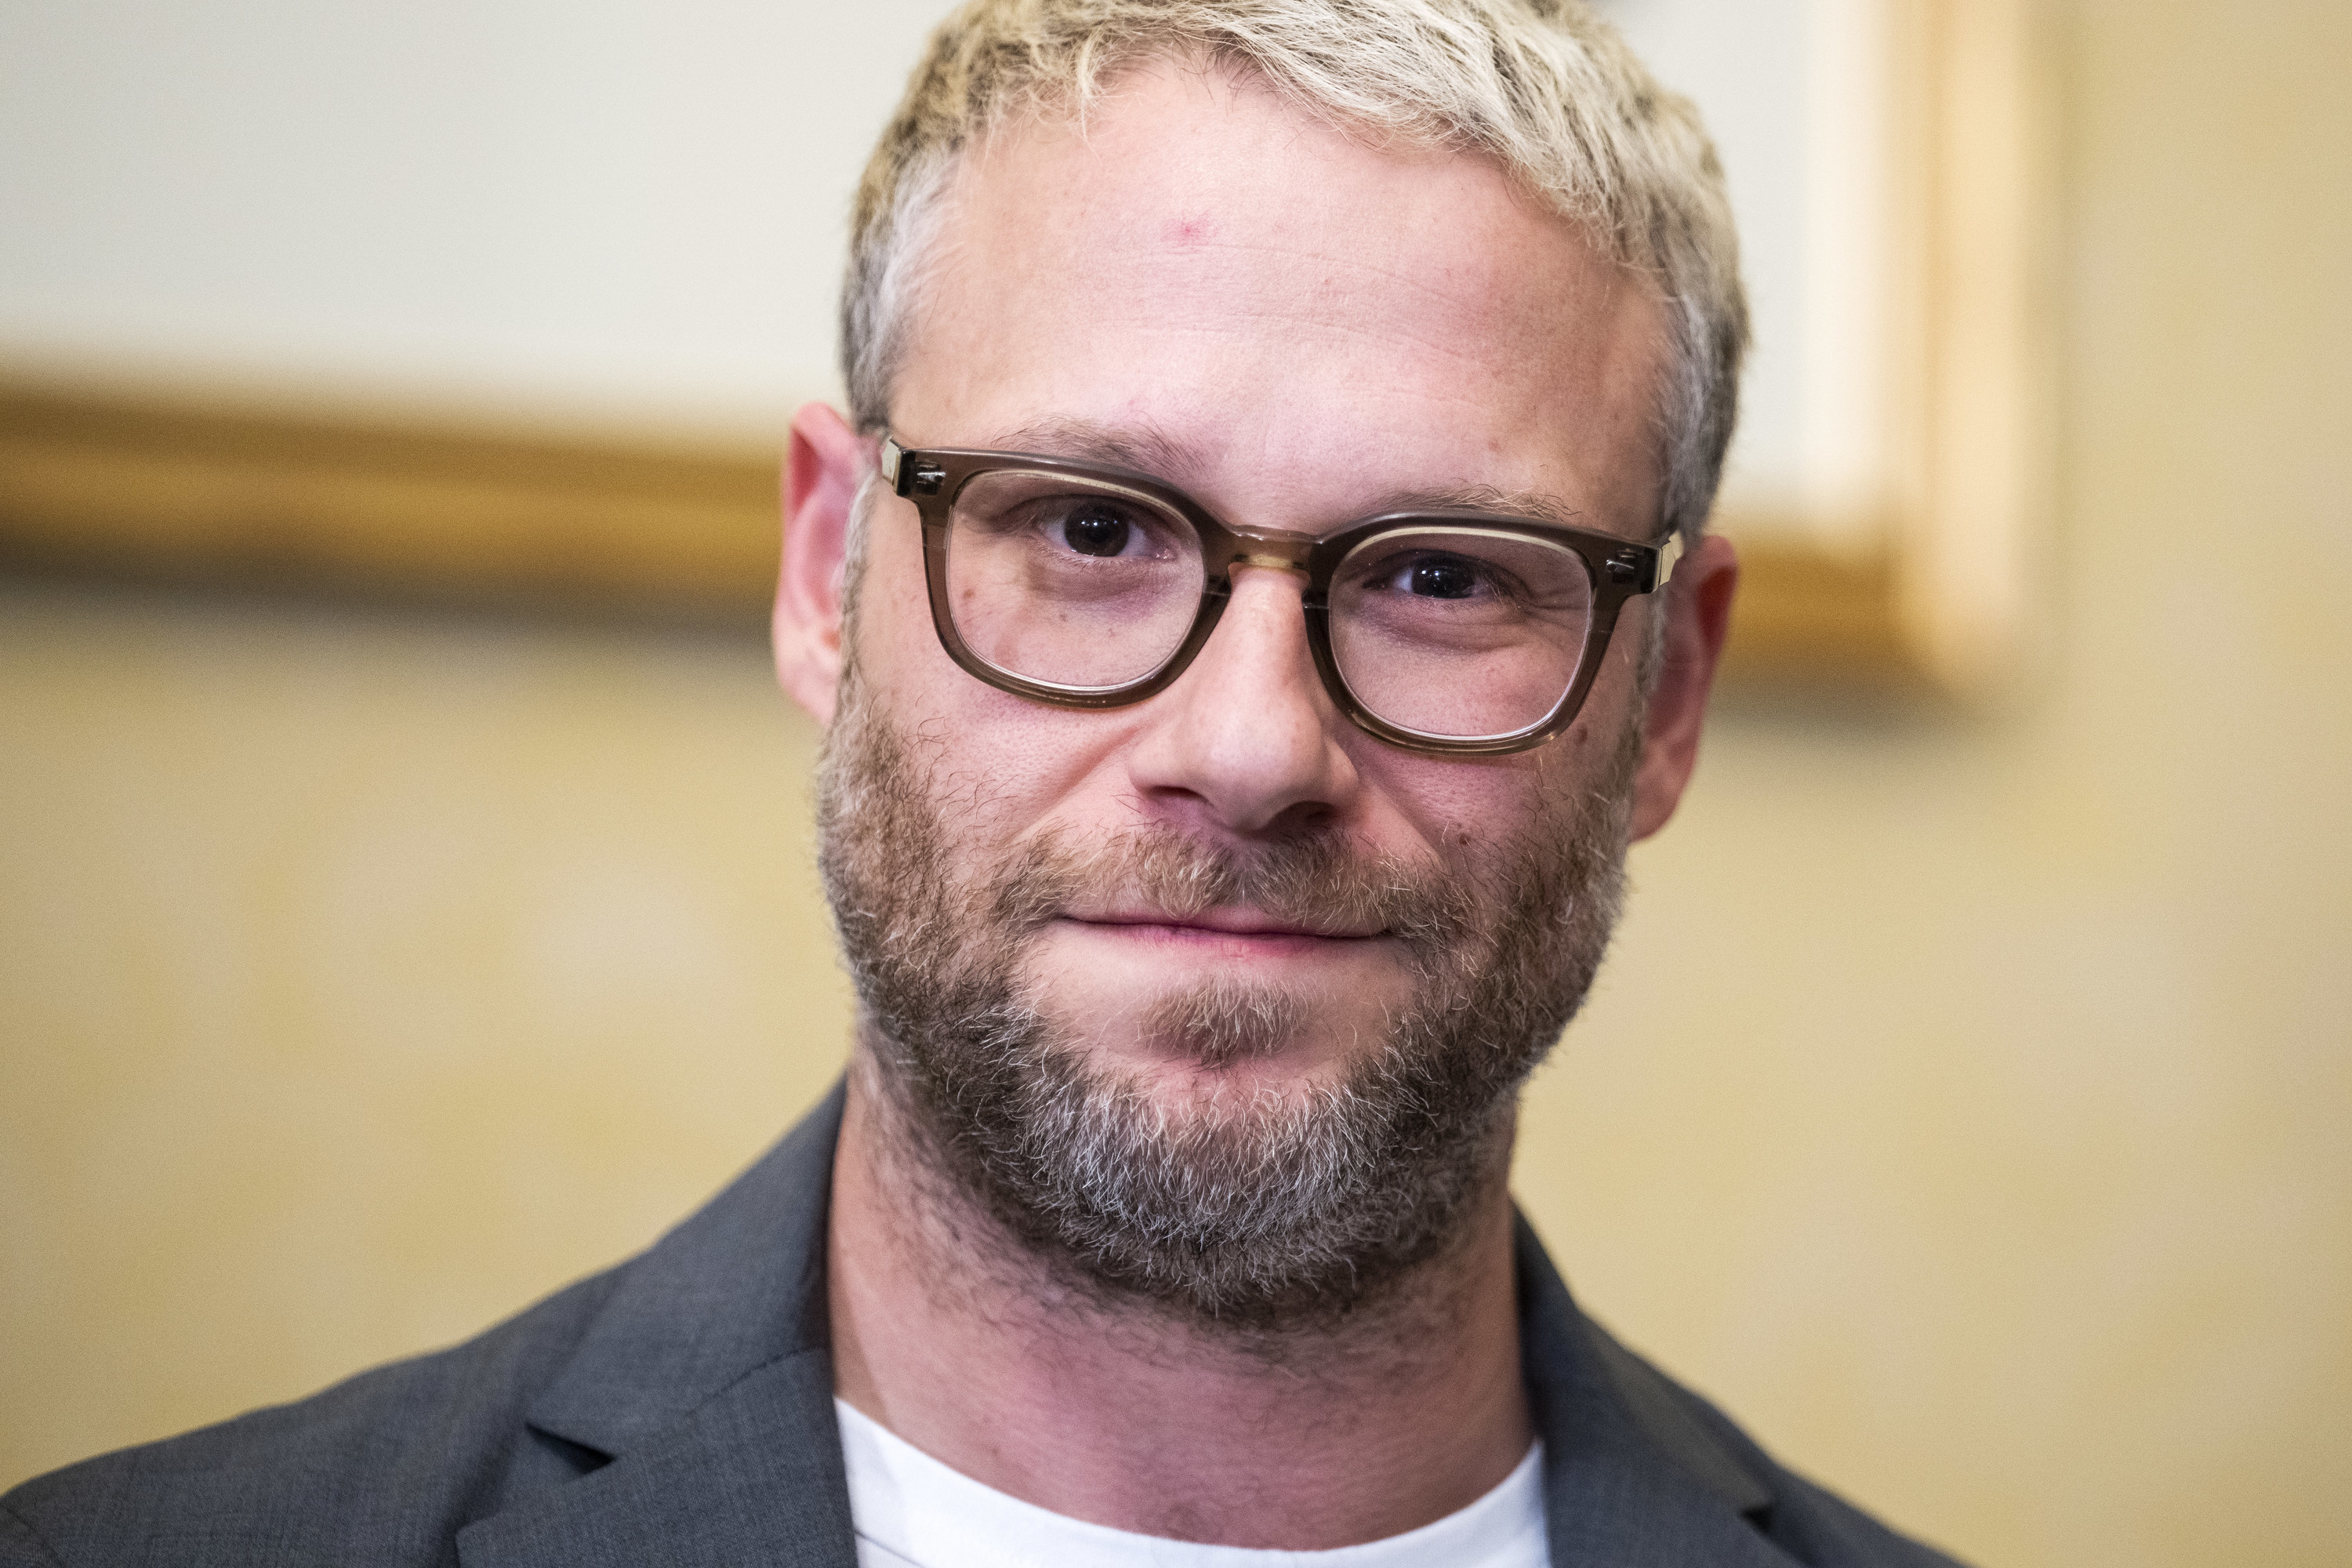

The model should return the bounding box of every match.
[835,1399,1549,1568]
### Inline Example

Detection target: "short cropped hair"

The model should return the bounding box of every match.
[841,0,1748,546]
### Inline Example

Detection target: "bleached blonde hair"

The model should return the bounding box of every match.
[840,0,1748,546]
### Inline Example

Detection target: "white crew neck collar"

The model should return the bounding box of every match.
[834,1397,1547,1568]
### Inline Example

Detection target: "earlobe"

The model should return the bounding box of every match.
[774,402,869,727]
[1627,535,1737,842]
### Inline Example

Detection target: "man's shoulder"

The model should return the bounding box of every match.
[2,1088,849,1568]
[1,1265,629,1568]
[1574,1312,1970,1568]
[1515,1212,1970,1568]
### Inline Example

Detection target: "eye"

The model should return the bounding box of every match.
[1369,551,1496,601]
[1058,503,1134,557]
[1405,557,1481,599]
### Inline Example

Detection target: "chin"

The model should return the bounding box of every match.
[1033,964,1382,1088]
[1128,1044,1359,1103]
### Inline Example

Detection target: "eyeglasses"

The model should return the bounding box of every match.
[879,437,1682,757]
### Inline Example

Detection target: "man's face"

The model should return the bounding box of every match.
[808,61,1690,1322]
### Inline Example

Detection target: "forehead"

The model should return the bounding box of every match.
[893,59,1666,536]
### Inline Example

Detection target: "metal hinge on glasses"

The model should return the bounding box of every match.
[1604,531,1683,593]
[878,437,946,496]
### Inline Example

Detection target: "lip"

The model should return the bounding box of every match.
[1069,908,1382,942]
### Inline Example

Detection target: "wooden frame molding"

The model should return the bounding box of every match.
[1889,0,2052,696]
[0,381,784,624]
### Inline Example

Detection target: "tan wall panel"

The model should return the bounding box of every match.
[0,597,854,1472]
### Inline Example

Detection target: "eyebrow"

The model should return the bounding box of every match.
[971,416,1593,532]
[985,416,1209,485]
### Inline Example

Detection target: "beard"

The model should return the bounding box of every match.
[817,662,1639,1334]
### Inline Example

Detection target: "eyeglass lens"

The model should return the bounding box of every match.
[941,469,1597,742]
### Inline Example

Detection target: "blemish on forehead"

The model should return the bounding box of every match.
[1164,213,1214,245]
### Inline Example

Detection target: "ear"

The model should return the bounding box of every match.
[773,402,869,727]
[1627,534,1737,842]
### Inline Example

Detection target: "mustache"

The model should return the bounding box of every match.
[985,823,1483,953]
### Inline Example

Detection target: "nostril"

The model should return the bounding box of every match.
[1265,800,1338,837]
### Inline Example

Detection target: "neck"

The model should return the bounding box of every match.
[826,1048,1535,1549]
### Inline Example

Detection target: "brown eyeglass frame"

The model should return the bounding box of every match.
[880,436,1682,757]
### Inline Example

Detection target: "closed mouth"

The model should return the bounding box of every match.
[1072,908,1382,942]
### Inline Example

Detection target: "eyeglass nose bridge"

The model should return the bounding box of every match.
[1204,527,1320,592]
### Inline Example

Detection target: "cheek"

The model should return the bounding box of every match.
[1356,706,1632,866]
[848,509,933,674]
[851,565,1145,844]
[848,518,989,754]
[1346,742,1539,865]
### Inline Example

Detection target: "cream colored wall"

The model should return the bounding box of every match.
[3,3,2347,1565]
[0,592,855,1465]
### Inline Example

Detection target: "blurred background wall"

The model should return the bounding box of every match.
[2,2,2347,1566]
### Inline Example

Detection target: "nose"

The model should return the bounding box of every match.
[1122,564,1362,838]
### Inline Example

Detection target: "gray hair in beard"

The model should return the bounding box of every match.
[817,663,1641,1334]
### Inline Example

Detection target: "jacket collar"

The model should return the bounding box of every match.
[458,1082,857,1568]
[461,1083,1786,1566]
[1516,1215,1789,1565]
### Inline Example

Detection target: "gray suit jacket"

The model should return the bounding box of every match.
[4,1085,1968,1566]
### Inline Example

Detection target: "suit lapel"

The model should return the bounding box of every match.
[456,1348,854,1568]
[459,1083,855,1568]
[1517,1216,1793,1567]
